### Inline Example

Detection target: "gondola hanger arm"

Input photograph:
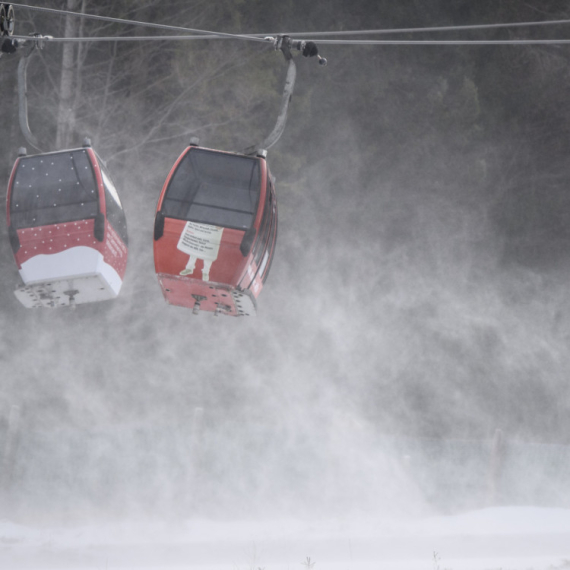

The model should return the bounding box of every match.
[17,33,51,152]
[243,36,326,156]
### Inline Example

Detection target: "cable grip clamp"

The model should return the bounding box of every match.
[265,34,327,65]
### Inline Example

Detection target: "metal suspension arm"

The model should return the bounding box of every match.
[4,5,48,150]
[243,36,325,156]
[248,56,296,155]
[17,39,42,151]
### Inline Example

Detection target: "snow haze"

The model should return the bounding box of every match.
[1,507,570,569]
[2,1,570,569]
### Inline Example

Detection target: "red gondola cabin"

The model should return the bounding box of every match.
[154,145,277,316]
[6,143,128,308]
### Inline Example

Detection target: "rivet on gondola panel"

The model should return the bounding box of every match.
[5,26,129,308]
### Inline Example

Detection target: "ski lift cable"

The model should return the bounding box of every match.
[10,34,570,46]
[9,2,570,43]
[10,34,259,43]
[274,19,570,38]
[311,38,570,45]
[7,2,268,43]
[263,37,570,46]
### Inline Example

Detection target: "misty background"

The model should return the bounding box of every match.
[2,0,570,524]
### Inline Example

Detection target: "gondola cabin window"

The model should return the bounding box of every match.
[260,178,277,284]
[252,174,273,268]
[160,148,261,230]
[10,150,99,229]
[100,163,128,245]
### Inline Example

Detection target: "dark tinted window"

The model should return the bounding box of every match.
[100,162,128,245]
[10,150,99,229]
[261,188,277,284]
[252,176,277,284]
[252,176,272,266]
[161,148,261,230]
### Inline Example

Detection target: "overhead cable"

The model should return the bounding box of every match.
[11,2,570,44]
[313,38,570,45]
[11,35,570,46]
[275,19,570,38]
[8,2,267,43]
[10,34,271,43]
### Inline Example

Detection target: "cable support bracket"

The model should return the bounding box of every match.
[266,34,327,65]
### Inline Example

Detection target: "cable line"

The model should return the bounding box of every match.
[313,38,570,45]
[12,2,570,45]
[272,19,570,38]
[10,34,272,43]
[8,2,267,43]
[11,35,570,46]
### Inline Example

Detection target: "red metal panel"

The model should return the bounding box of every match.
[14,219,101,268]
[103,221,128,279]
[154,219,249,282]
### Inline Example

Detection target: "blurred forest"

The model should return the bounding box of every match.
[2,0,570,520]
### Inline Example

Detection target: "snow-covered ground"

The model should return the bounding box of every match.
[1,506,570,570]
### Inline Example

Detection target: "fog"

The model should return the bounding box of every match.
[2,1,570,568]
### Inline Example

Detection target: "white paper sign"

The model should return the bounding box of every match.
[177,221,223,261]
